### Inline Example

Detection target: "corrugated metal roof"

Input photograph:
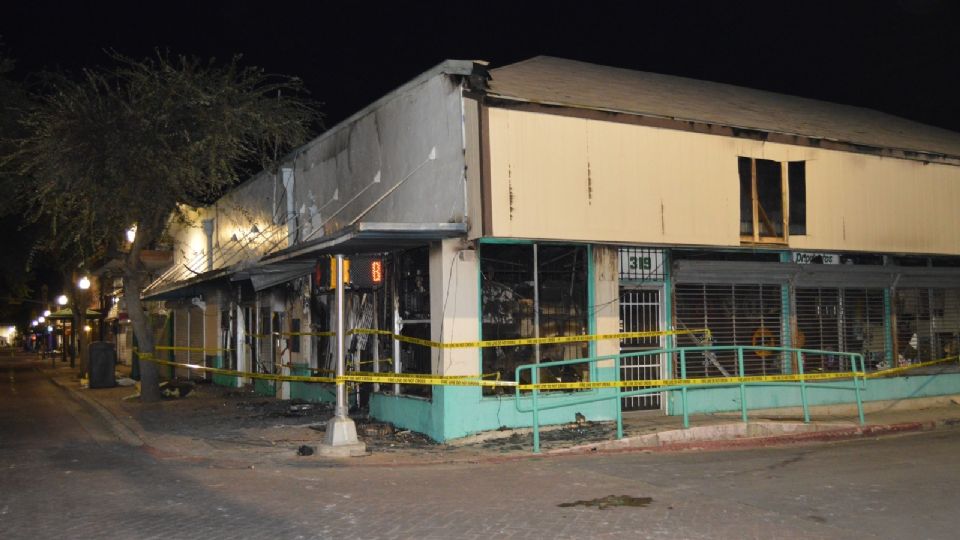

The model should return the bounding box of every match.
[486,56,960,159]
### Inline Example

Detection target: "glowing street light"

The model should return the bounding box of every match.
[56,295,68,306]
[126,225,137,243]
[43,309,51,317]
[83,325,92,332]
[78,276,91,290]
[38,316,45,324]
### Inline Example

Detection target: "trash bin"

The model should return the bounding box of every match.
[88,341,117,388]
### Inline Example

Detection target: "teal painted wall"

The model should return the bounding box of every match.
[254,378,275,396]
[289,366,336,402]
[369,365,620,442]
[666,373,960,414]
[210,355,239,387]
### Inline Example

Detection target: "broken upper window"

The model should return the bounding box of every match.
[739,157,806,242]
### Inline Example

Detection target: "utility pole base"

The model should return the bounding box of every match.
[318,416,367,457]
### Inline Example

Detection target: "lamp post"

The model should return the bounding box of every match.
[75,276,91,375]
[57,294,68,364]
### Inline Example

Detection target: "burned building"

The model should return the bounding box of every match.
[140,56,960,441]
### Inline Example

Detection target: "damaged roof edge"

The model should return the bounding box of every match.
[482,92,960,164]
[276,59,483,164]
[222,60,484,196]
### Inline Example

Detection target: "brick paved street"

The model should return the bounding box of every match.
[2,353,960,539]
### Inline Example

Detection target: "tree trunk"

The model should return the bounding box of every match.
[124,270,162,402]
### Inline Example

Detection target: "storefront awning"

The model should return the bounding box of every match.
[142,222,467,300]
[260,222,468,266]
[231,260,316,292]
[47,308,102,320]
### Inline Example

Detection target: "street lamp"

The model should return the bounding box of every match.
[43,309,51,317]
[78,276,91,290]
[38,316,45,324]
[57,295,68,306]
[126,225,137,243]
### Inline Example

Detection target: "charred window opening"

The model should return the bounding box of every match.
[393,246,432,398]
[739,157,806,242]
[289,318,301,354]
[481,243,589,395]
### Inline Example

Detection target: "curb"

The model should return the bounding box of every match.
[546,420,944,457]
[40,369,145,448]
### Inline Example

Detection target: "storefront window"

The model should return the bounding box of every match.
[480,243,589,394]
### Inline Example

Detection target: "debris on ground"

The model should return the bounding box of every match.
[297,445,315,456]
[473,421,616,452]
[160,380,195,399]
[117,377,136,387]
[558,495,653,509]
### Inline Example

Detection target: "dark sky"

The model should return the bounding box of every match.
[3,0,960,132]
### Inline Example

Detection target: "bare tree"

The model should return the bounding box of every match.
[5,52,317,400]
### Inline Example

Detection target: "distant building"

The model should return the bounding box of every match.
[141,57,960,441]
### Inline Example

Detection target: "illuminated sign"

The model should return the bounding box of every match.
[370,259,383,284]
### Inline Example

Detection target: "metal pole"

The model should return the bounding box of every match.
[392,255,401,395]
[372,290,380,393]
[738,347,748,423]
[798,351,810,423]
[532,366,540,453]
[680,349,689,429]
[615,355,623,440]
[853,353,866,426]
[335,254,347,419]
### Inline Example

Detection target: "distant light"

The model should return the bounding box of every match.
[126,225,137,243]
[46,326,53,332]
[83,325,92,332]
[43,309,51,317]
[31,320,38,327]
[56,295,68,306]
[78,276,91,290]
[38,316,45,324]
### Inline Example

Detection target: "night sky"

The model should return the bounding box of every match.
[3,0,960,132]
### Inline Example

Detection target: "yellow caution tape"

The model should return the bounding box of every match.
[348,328,711,350]
[247,328,711,350]
[138,353,863,391]
[516,371,865,391]
[866,356,960,379]
[155,346,234,353]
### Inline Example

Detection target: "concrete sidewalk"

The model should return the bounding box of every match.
[35,355,960,466]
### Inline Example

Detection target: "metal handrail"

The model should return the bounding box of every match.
[515,345,867,453]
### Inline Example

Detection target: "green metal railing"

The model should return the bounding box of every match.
[515,345,867,453]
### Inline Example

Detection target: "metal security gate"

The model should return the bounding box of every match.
[619,287,663,410]
[795,287,886,371]
[895,288,960,363]
[674,283,784,377]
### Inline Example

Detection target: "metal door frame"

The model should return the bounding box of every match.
[618,284,666,411]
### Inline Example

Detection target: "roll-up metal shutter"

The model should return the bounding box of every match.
[172,308,189,378]
[674,283,784,377]
[794,266,895,288]
[257,307,272,373]
[896,269,960,289]
[795,288,886,371]
[188,306,204,369]
[894,288,960,362]
[173,308,188,364]
[673,260,798,285]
